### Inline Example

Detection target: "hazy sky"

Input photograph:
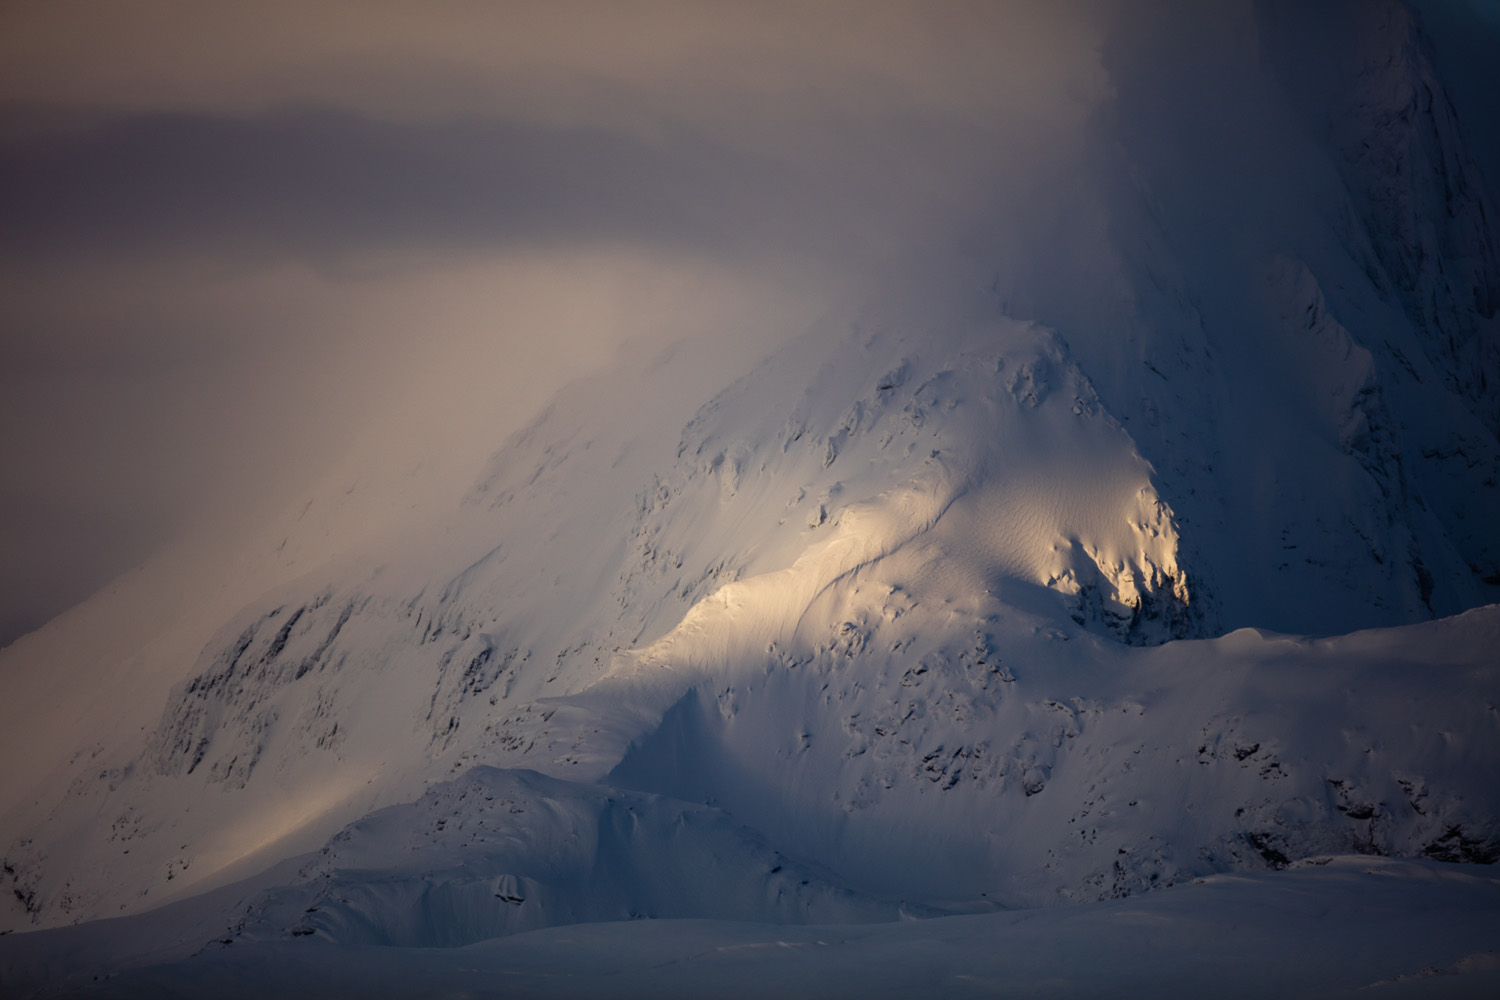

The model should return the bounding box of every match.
[2,0,1497,647]
[0,1,1118,646]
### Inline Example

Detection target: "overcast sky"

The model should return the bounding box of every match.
[0,1,1121,646]
[2,0,1496,648]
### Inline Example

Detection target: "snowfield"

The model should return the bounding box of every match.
[6,857,1500,998]
[3,0,1499,996]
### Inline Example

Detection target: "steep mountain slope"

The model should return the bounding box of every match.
[990,0,1500,637]
[2,1,1498,993]
[5,299,1496,931]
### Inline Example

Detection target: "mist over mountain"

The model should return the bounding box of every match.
[2,2,1498,996]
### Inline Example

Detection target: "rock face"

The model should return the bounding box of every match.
[2,0,1498,953]
[1321,0,1500,436]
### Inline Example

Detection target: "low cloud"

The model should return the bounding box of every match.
[10,0,1494,646]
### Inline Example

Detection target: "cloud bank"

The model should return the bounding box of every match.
[3,0,1495,646]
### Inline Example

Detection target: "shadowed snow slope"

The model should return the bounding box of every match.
[5,857,1498,999]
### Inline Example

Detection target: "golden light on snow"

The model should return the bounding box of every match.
[177,768,385,899]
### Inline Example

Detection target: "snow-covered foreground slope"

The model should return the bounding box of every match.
[4,604,1499,997]
[3,0,1499,995]
[4,599,1499,995]
[5,857,1499,999]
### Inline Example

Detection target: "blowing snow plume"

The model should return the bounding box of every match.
[2,1,1500,997]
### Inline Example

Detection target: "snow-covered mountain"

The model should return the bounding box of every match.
[2,1,1498,995]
